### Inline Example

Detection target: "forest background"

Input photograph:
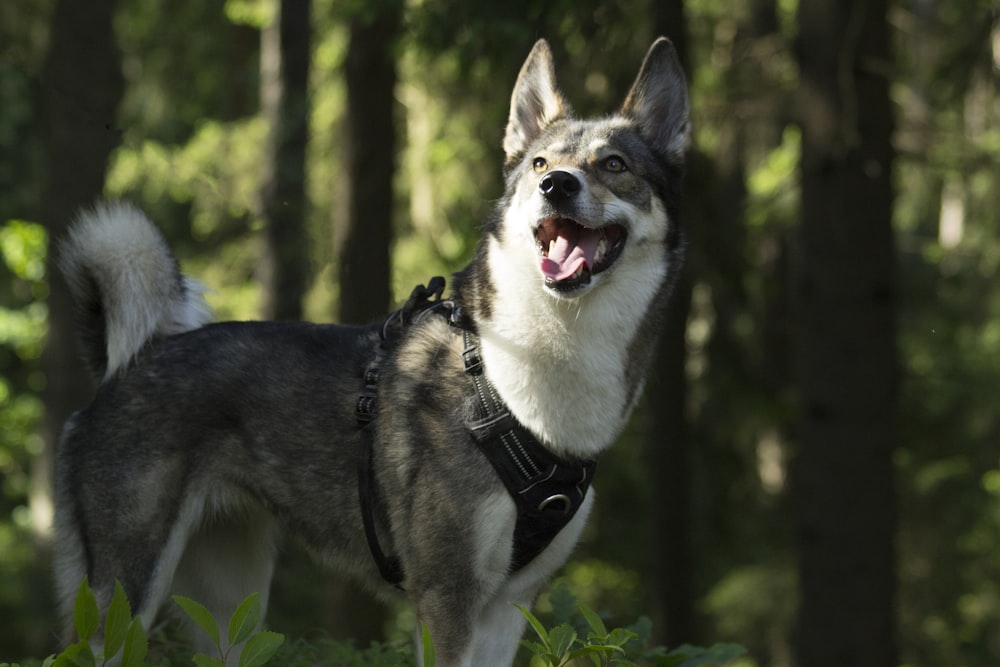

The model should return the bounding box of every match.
[1,0,998,666]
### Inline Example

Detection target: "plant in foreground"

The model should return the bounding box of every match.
[518,600,746,667]
[13,578,283,667]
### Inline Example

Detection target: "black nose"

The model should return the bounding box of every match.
[538,170,581,202]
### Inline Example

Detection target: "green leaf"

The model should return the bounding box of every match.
[606,627,639,649]
[518,639,551,658]
[516,604,550,647]
[119,617,148,667]
[51,641,95,667]
[102,581,131,659]
[192,655,226,667]
[228,593,262,647]
[578,603,608,639]
[548,624,578,659]
[567,644,614,662]
[421,622,436,667]
[173,595,221,647]
[238,630,284,667]
[73,578,100,642]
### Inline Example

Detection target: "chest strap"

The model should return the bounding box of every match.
[461,330,597,573]
[355,278,597,588]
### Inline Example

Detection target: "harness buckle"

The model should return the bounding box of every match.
[537,494,572,515]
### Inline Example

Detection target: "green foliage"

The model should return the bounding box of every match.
[28,580,283,667]
[46,577,149,667]
[171,593,283,667]
[15,578,745,667]
[518,593,746,667]
[0,219,47,658]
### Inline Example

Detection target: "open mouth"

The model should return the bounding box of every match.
[535,216,627,292]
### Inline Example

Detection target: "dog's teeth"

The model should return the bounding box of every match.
[595,237,607,262]
[548,239,556,257]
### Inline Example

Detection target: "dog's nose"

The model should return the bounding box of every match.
[538,170,581,202]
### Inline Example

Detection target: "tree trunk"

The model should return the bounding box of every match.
[645,0,696,647]
[259,0,311,321]
[35,0,125,536]
[335,2,402,324]
[793,1,897,666]
[321,0,403,644]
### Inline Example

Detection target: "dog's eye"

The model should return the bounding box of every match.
[532,157,548,173]
[602,155,628,173]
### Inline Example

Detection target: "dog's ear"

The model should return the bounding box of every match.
[620,38,691,162]
[504,39,570,164]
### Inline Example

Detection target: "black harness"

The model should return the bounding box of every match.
[355,278,597,588]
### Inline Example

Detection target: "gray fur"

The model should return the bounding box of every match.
[53,38,690,667]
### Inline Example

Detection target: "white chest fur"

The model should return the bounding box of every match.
[479,230,668,460]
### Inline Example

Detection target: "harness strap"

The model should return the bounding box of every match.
[357,425,405,588]
[355,277,597,587]
[461,330,597,572]
[356,278,449,590]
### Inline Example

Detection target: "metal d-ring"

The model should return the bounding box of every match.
[537,494,572,515]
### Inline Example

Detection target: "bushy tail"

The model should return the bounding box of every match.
[59,201,212,382]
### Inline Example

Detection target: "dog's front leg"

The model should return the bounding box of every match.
[469,489,597,666]
[412,584,479,667]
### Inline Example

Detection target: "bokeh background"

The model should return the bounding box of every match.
[1,0,998,665]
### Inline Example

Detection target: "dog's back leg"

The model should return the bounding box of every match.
[170,508,278,665]
[53,491,204,657]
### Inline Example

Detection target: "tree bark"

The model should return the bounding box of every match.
[35,0,125,535]
[793,1,897,666]
[645,0,696,647]
[335,2,402,324]
[321,0,403,643]
[259,0,311,321]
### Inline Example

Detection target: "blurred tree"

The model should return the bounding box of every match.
[793,2,897,667]
[36,0,125,534]
[335,0,403,323]
[259,0,312,320]
[642,0,697,648]
[322,0,404,645]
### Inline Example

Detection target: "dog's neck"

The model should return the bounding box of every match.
[454,235,667,461]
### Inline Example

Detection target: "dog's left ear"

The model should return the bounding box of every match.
[504,39,571,164]
[620,38,691,162]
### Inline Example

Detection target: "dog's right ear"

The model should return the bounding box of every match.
[503,39,570,165]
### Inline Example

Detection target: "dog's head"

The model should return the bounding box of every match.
[497,38,690,299]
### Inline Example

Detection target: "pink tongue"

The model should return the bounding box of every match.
[540,226,600,281]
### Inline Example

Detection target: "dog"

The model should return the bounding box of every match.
[53,37,690,666]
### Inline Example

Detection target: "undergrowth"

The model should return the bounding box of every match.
[0,579,745,667]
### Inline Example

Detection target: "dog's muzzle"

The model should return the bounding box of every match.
[534,171,627,293]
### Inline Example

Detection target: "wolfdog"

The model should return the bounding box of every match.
[53,37,690,666]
